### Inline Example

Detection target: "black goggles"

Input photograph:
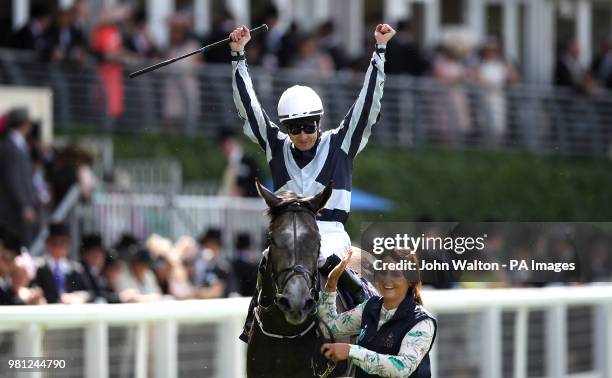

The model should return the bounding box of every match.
[286,120,318,135]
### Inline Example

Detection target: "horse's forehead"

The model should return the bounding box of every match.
[276,223,313,241]
[273,212,316,235]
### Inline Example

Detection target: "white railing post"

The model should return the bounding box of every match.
[546,304,567,378]
[216,316,247,378]
[85,322,108,378]
[513,307,528,378]
[154,319,178,378]
[424,0,441,48]
[12,0,29,30]
[594,303,612,378]
[481,307,502,378]
[135,323,149,378]
[503,0,519,65]
[15,323,42,378]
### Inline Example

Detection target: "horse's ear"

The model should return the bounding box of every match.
[255,178,281,208]
[306,181,333,212]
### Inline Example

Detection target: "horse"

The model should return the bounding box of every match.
[246,180,351,378]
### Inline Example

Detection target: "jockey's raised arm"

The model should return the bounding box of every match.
[333,23,395,158]
[231,26,286,162]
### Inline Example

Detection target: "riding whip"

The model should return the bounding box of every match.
[129,24,269,78]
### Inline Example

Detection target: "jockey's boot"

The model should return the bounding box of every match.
[319,254,367,307]
[239,254,268,343]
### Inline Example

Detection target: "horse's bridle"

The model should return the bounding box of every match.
[266,201,321,308]
[256,200,338,377]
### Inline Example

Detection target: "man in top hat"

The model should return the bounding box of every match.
[34,223,90,304]
[0,107,38,246]
[193,228,232,299]
[79,233,108,302]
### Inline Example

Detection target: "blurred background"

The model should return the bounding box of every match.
[0,0,611,377]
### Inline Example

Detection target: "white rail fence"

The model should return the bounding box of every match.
[0,286,611,378]
[78,192,268,258]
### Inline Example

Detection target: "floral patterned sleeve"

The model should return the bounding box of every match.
[317,291,366,338]
[348,319,435,378]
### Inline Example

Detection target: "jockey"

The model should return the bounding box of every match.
[230,23,396,342]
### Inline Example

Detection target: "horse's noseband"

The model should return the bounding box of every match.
[273,264,320,304]
[267,200,321,310]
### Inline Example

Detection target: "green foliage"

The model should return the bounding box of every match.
[61,131,612,239]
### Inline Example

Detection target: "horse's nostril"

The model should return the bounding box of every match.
[278,296,291,310]
[303,298,315,312]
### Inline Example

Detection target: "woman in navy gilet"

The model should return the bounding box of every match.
[320,249,437,377]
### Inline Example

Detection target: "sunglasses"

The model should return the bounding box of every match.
[286,121,318,135]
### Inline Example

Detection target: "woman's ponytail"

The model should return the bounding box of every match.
[412,282,423,305]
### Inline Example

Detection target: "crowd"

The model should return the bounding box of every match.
[0,221,259,306]
[0,104,266,307]
[0,107,96,247]
[2,2,611,91]
[1,2,610,147]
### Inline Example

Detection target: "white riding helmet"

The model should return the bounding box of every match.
[277,85,324,123]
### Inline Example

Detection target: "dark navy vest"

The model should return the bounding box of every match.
[356,291,437,378]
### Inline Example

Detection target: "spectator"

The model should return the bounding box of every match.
[318,21,349,71]
[99,253,122,303]
[0,226,23,305]
[0,108,38,245]
[41,8,87,64]
[231,233,258,297]
[162,14,202,134]
[92,6,130,125]
[432,43,472,143]
[258,4,285,70]
[591,39,612,90]
[71,0,91,37]
[294,33,335,78]
[152,256,172,296]
[277,22,301,68]
[34,223,91,304]
[114,233,140,260]
[475,38,519,145]
[31,147,51,210]
[217,128,262,197]
[385,19,429,76]
[10,4,52,52]
[201,9,236,64]
[47,144,95,207]
[123,9,157,59]
[4,229,46,305]
[147,234,193,299]
[79,234,107,302]
[554,38,596,95]
[193,229,231,298]
[116,246,162,302]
